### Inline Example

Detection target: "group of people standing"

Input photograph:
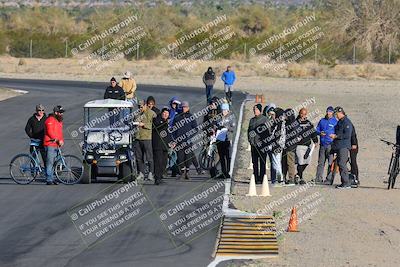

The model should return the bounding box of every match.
[248,103,359,189]
[102,70,237,185]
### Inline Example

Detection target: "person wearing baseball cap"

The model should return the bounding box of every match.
[330,106,354,188]
[25,104,47,168]
[314,106,338,184]
[43,105,65,185]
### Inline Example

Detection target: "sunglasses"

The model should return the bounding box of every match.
[37,109,45,112]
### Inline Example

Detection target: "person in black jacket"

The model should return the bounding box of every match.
[248,104,268,184]
[282,108,299,185]
[147,96,161,115]
[25,104,47,165]
[172,101,198,180]
[104,77,125,100]
[203,67,216,104]
[152,107,173,185]
[295,108,318,185]
[349,122,359,186]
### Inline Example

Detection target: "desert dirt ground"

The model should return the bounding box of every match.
[229,79,400,267]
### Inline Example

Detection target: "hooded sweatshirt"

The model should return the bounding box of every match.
[168,96,183,127]
[316,116,338,147]
[203,68,216,86]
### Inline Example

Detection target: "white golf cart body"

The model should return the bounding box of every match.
[81,99,138,183]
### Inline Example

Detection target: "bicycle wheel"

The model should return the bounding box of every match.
[9,154,38,184]
[55,155,83,184]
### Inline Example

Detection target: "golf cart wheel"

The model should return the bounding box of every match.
[119,162,133,182]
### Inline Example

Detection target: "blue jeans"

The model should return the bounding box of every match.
[268,151,283,183]
[206,85,213,104]
[45,146,58,182]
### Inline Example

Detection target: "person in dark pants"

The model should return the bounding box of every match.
[350,122,359,186]
[25,104,47,166]
[330,106,353,189]
[172,101,198,180]
[281,109,299,185]
[216,103,236,179]
[147,95,161,115]
[152,107,173,185]
[248,104,268,184]
[315,106,337,183]
[135,100,156,182]
[203,67,216,104]
[104,77,126,126]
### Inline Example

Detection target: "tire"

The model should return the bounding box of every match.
[10,154,38,185]
[390,156,399,189]
[199,148,220,170]
[82,161,92,184]
[119,162,133,182]
[55,155,83,185]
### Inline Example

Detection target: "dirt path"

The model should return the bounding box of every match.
[229,79,400,267]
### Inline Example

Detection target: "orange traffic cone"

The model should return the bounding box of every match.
[287,207,299,232]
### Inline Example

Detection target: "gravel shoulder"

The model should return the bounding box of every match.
[0,87,24,101]
[229,79,400,267]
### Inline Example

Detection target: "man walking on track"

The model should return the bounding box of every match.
[221,66,236,104]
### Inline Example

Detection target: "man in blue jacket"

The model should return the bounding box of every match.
[221,66,236,104]
[315,106,337,183]
[330,106,353,188]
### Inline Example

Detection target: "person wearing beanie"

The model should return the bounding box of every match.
[152,107,173,185]
[203,67,216,104]
[295,108,318,185]
[314,106,338,183]
[216,102,236,178]
[104,77,125,100]
[247,104,268,184]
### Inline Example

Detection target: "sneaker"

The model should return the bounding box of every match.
[136,172,145,182]
[178,169,186,180]
[147,172,154,181]
[185,171,191,180]
[335,184,351,189]
[323,180,333,185]
[197,168,205,175]
[311,178,323,184]
[299,179,306,185]
[46,181,53,185]
[53,180,58,185]
[294,175,300,185]
[273,182,283,187]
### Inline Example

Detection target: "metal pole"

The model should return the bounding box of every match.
[30,39,32,58]
[279,43,282,61]
[136,43,139,60]
[65,39,68,58]
[244,43,247,59]
[388,42,391,64]
[102,39,105,59]
[315,43,318,63]
[353,43,356,64]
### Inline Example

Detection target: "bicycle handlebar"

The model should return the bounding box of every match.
[380,139,400,148]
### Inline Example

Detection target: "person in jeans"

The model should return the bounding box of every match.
[221,66,236,104]
[216,103,236,179]
[248,104,268,184]
[43,105,65,185]
[25,104,47,166]
[135,100,156,182]
[315,106,337,183]
[203,67,216,104]
[330,106,353,189]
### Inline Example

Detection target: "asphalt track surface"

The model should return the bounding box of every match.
[0,78,245,267]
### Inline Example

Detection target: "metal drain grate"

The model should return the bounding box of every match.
[214,215,279,257]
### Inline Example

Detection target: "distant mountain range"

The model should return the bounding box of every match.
[0,0,314,8]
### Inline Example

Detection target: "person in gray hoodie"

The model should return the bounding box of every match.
[247,104,268,184]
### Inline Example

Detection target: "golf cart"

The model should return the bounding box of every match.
[81,99,138,183]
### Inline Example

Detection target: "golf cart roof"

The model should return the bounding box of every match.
[84,99,135,108]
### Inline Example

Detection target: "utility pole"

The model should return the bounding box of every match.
[136,43,140,60]
[315,43,318,63]
[244,43,247,59]
[352,43,356,64]
[65,39,68,58]
[30,39,32,58]
[388,42,392,64]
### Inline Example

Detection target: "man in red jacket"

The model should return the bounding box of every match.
[44,105,65,185]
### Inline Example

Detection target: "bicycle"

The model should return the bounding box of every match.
[198,134,220,170]
[9,139,84,185]
[381,139,400,190]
